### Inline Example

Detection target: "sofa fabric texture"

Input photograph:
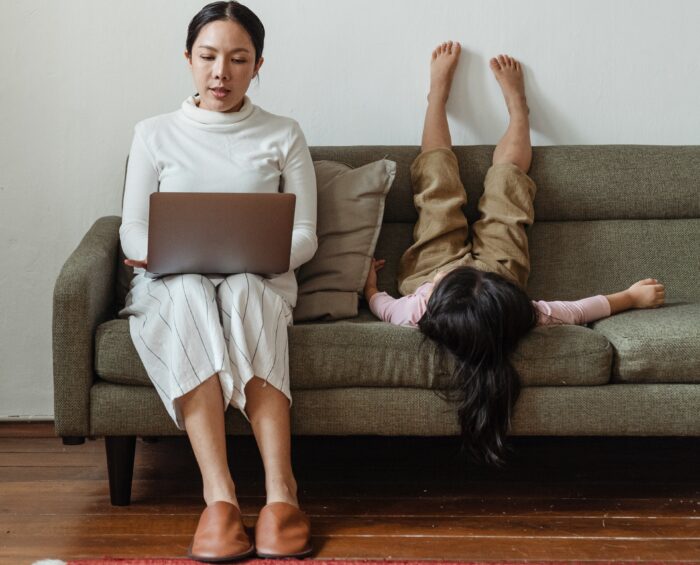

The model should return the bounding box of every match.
[94,314,612,390]
[54,145,700,439]
[592,302,700,383]
[87,382,700,437]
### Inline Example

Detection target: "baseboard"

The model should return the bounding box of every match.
[0,421,56,438]
[0,415,54,421]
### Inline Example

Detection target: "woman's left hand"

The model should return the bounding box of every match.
[124,258,148,270]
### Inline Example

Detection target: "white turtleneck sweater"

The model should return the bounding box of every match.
[120,95,318,307]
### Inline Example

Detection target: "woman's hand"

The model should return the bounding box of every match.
[124,257,148,270]
[627,278,665,309]
[364,258,386,300]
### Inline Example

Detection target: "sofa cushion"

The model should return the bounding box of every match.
[511,324,612,386]
[294,159,396,322]
[527,219,700,303]
[365,217,700,307]
[308,145,700,224]
[591,301,700,384]
[95,312,612,389]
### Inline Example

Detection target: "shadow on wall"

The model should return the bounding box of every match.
[446,48,580,145]
[526,67,582,145]
[449,49,496,142]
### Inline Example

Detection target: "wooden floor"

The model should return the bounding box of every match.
[1,423,699,564]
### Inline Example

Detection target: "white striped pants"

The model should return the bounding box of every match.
[119,272,293,429]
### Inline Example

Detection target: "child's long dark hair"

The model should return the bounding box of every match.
[418,267,538,467]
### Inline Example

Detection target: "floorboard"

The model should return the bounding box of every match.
[1,422,698,563]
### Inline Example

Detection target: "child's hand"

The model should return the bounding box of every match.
[627,278,665,309]
[364,258,386,294]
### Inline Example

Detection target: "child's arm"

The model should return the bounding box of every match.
[364,258,427,326]
[535,278,665,326]
[363,258,385,302]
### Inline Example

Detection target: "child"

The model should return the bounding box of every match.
[364,42,665,467]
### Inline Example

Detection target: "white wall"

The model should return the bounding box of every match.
[1,0,699,419]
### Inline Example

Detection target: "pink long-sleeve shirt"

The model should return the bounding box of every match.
[369,281,611,327]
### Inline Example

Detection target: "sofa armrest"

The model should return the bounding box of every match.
[53,216,122,437]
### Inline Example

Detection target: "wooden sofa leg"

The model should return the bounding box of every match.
[105,436,136,506]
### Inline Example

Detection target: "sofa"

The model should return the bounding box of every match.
[53,145,700,506]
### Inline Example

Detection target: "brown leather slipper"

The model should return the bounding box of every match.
[256,547,313,560]
[255,501,313,559]
[187,501,255,563]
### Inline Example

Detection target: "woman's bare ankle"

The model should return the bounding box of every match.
[265,475,299,507]
[203,480,239,508]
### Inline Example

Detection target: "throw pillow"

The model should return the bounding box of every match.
[293,158,396,321]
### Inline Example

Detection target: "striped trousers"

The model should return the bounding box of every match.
[119,272,293,429]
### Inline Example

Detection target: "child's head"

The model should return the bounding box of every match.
[418,266,537,467]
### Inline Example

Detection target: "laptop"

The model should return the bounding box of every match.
[146,192,296,277]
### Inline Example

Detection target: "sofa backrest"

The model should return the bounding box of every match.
[310,145,700,302]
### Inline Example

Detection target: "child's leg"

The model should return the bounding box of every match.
[470,55,536,289]
[491,55,531,172]
[398,42,471,296]
[421,42,458,152]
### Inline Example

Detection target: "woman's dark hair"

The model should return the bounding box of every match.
[418,267,538,467]
[186,1,265,64]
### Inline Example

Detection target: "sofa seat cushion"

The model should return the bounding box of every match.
[591,301,700,383]
[95,308,612,389]
[511,324,612,386]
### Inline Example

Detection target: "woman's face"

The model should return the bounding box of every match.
[185,19,264,113]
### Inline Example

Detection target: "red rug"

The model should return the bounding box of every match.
[61,559,693,565]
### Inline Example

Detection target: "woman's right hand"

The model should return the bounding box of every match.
[124,257,148,269]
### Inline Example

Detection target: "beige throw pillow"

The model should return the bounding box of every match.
[293,159,396,322]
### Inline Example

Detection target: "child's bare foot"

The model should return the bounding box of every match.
[428,41,461,105]
[489,54,528,118]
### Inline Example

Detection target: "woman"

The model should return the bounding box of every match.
[119,2,316,561]
[364,43,665,467]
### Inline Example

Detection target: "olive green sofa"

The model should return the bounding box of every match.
[53,145,700,505]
